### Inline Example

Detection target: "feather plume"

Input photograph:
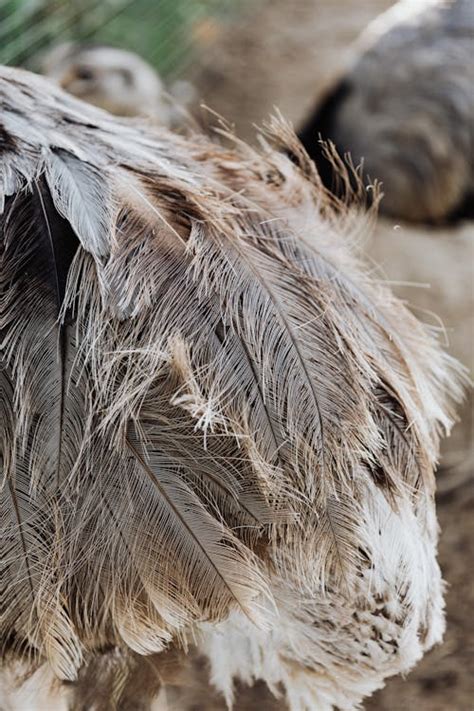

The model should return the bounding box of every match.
[0,66,464,709]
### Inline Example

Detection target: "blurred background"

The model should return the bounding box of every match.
[1,1,472,709]
[0,0,244,78]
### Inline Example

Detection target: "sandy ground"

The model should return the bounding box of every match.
[185,0,474,709]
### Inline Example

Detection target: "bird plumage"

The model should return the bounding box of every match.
[0,66,464,709]
[40,43,194,126]
[298,0,474,222]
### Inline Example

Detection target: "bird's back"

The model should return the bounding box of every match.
[0,66,463,709]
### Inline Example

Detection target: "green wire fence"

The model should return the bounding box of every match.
[0,0,247,78]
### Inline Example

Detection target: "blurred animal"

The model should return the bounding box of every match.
[40,42,195,126]
[298,0,474,223]
[0,66,464,711]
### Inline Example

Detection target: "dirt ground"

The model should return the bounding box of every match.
[185,1,474,709]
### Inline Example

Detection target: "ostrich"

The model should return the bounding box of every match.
[0,66,463,710]
[40,42,195,126]
[298,0,474,223]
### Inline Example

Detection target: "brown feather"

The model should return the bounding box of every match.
[0,66,464,709]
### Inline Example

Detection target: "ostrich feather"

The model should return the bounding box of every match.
[0,66,465,709]
[45,149,113,258]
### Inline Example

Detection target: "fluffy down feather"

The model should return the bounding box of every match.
[0,66,464,710]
